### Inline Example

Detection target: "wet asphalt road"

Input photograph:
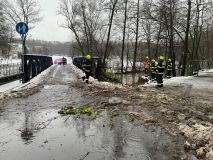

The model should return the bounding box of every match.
[0,65,190,160]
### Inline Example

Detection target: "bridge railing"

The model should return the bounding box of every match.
[72,57,102,79]
[0,59,21,78]
[22,54,53,83]
[188,60,213,76]
[0,59,22,85]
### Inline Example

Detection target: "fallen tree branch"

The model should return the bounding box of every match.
[79,152,90,160]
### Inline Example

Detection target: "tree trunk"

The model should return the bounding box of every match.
[103,0,118,67]
[181,0,191,76]
[147,38,151,58]
[132,0,139,72]
[71,27,85,56]
[146,21,151,58]
[82,4,90,53]
[121,0,128,74]
[155,23,162,60]
[169,0,176,76]
[126,30,130,72]
[165,35,168,59]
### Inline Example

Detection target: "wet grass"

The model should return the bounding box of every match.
[173,95,190,101]
[58,106,102,119]
[205,105,213,113]
[99,70,121,83]
[58,106,93,115]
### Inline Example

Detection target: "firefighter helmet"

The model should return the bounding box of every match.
[85,53,91,60]
[158,56,164,61]
[151,59,155,63]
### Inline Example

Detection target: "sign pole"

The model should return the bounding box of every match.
[16,22,29,83]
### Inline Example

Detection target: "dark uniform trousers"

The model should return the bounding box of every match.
[167,62,172,78]
[150,65,156,80]
[82,59,92,83]
[84,71,90,80]
[156,62,165,87]
[145,68,149,76]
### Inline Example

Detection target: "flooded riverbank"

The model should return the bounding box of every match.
[114,73,145,86]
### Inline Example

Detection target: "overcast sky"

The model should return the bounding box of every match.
[27,0,72,42]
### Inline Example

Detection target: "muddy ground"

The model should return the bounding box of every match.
[0,64,212,160]
[80,76,213,159]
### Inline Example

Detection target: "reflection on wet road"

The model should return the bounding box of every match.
[0,65,187,160]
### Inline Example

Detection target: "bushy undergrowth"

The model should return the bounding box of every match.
[99,69,121,83]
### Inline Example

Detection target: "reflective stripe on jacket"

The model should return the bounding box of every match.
[167,62,172,71]
[82,59,92,73]
[156,61,165,74]
[151,63,156,73]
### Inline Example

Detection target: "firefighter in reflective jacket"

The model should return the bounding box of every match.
[156,56,165,87]
[144,56,150,77]
[167,58,172,78]
[82,53,92,83]
[150,59,156,81]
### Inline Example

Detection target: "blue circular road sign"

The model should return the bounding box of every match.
[16,22,29,34]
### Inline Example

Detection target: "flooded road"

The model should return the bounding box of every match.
[0,65,190,160]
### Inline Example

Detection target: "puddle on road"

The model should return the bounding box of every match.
[0,108,190,160]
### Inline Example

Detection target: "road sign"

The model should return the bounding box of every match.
[16,22,29,34]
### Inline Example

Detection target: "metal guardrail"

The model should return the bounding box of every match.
[22,54,53,83]
[0,62,21,78]
[73,57,102,79]
[188,60,213,76]
[0,59,22,85]
[0,55,52,85]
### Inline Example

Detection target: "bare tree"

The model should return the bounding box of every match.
[58,0,85,55]
[132,0,140,72]
[165,0,177,76]
[59,0,106,56]
[187,0,212,73]
[120,0,128,73]
[141,0,156,59]
[181,0,192,76]
[3,0,41,54]
[103,0,118,66]
[0,0,10,56]
[57,0,213,75]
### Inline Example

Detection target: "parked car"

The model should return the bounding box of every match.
[54,58,63,65]
[54,57,67,65]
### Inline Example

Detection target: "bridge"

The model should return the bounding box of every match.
[0,55,103,86]
[0,55,52,85]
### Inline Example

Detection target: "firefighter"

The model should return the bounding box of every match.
[144,56,150,77]
[156,56,165,87]
[150,59,156,81]
[82,53,92,83]
[167,58,172,78]
[62,57,66,65]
